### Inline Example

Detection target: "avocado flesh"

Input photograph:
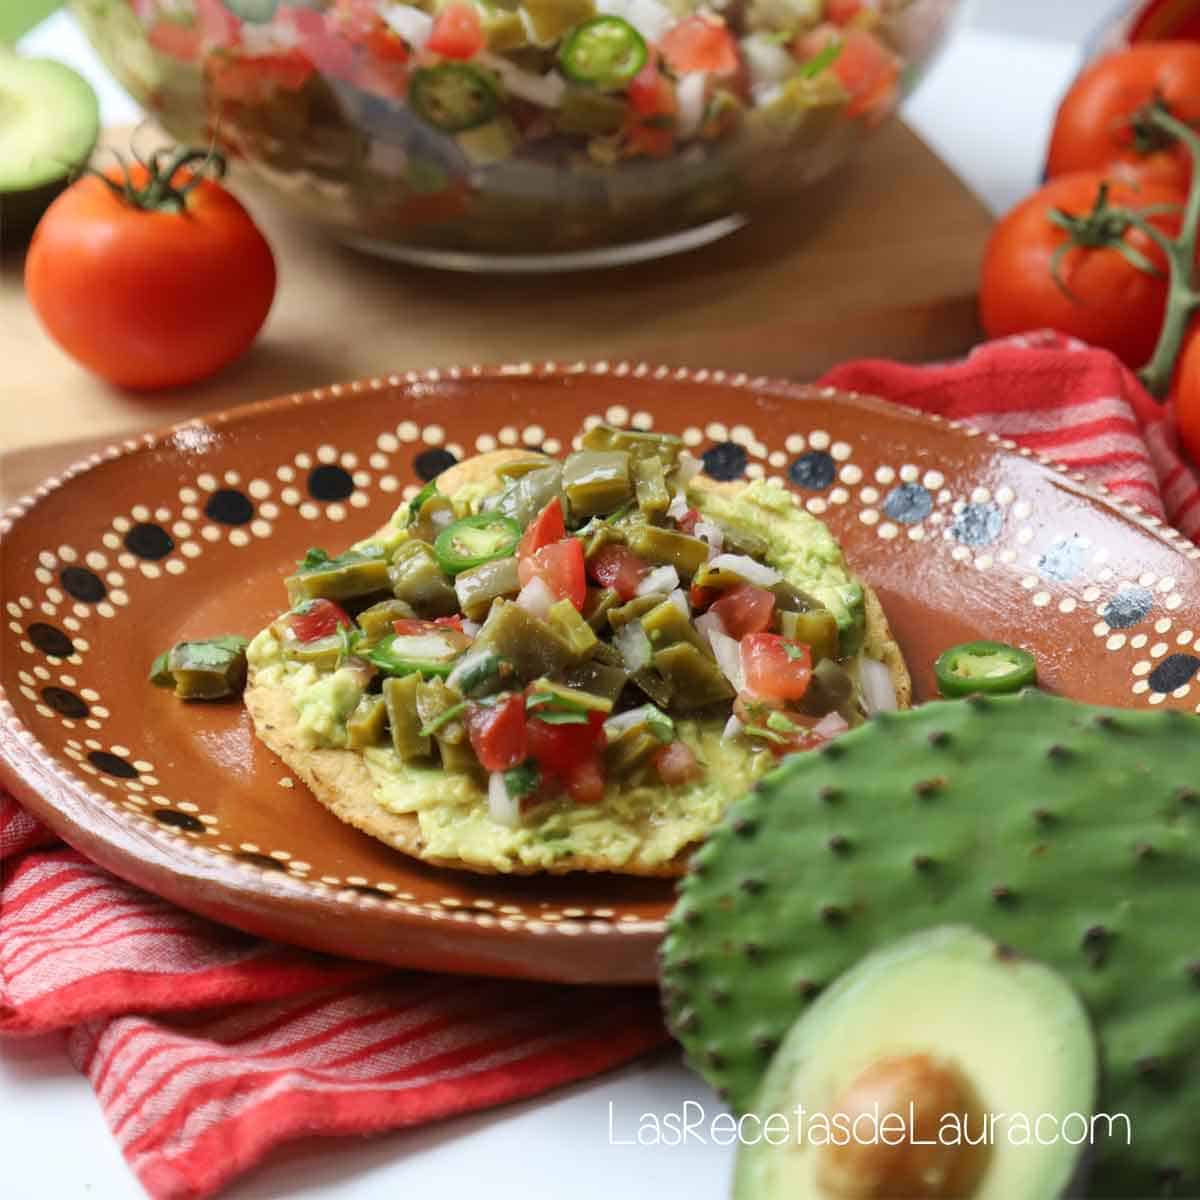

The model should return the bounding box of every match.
[0,47,99,230]
[735,926,1098,1200]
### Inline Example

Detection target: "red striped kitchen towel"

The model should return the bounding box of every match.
[2,330,1197,1200]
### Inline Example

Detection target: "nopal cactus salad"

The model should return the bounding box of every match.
[72,0,956,253]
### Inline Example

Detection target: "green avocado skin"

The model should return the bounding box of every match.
[660,690,1200,1196]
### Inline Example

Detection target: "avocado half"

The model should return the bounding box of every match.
[734,926,1099,1200]
[0,46,99,234]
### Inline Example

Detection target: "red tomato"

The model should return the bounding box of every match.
[426,3,485,59]
[526,711,606,776]
[832,28,900,122]
[1172,328,1200,467]
[740,633,813,701]
[587,543,647,601]
[518,538,587,610]
[710,584,775,639]
[979,172,1185,368]
[654,741,702,785]
[660,15,740,77]
[518,497,566,561]
[1047,44,1200,191]
[689,582,717,610]
[207,50,315,104]
[627,60,677,159]
[563,758,607,804]
[288,599,351,642]
[677,508,701,534]
[364,24,411,63]
[148,19,201,62]
[827,0,866,25]
[26,160,276,391]
[465,695,527,772]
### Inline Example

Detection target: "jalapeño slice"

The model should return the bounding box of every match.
[560,16,648,90]
[434,513,522,574]
[934,641,1038,698]
[410,63,499,133]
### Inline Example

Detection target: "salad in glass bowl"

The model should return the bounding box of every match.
[74,0,959,268]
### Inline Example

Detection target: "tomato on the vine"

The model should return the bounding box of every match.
[25,148,276,391]
[1047,43,1200,190]
[979,171,1187,368]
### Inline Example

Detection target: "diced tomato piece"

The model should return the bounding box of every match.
[149,20,201,63]
[196,0,241,47]
[689,582,718,610]
[660,15,740,77]
[280,6,358,79]
[677,507,701,534]
[518,497,566,562]
[740,633,813,701]
[433,615,467,632]
[207,50,315,103]
[587,543,647,601]
[364,24,410,63]
[563,757,607,804]
[827,0,866,25]
[526,710,606,776]
[711,584,775,640]
[801,26,899,121]
[465,694,527,772]
[288,598,351,643]
[426,2,485,59]
[519,538,587,610]
[654,740,702,785]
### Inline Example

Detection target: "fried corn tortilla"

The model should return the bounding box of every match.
[246,450,911,876]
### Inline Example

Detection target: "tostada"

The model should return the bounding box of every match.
[242,425,911,876]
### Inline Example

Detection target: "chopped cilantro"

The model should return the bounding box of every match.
[504,760,540,800]
[419,700,468,737]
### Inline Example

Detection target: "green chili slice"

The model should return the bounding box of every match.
[559,16,648,90]
[434,513,522,574]
[364,631,461,678]
[410,64,500,133]
[934,640,1037,698]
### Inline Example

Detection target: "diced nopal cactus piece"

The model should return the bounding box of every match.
[659,690,1200,1196]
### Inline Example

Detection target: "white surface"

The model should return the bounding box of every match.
[5,5,1091,1199]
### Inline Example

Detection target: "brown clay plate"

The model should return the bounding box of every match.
[5,364,1200,985]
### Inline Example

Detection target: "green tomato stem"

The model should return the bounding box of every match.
[1135,109,1200,399]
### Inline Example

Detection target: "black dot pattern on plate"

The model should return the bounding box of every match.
[204,488,254,526]
[87,750,138,778]
[1037,536,1086,584]
[60,566,107,603]
[307,464,354,501]
[1102,587,1154,630]
[788,451,836,491]
[1148,655,1200,694]
[882,483,932,525]
[702,442,748,482]
[951,503,1003,546]
[27,623,75,658]
[237,851,286,872]
[124,522,175,560]
[153,808,205,834]
[414,447,458,481]
[40,687,88,718]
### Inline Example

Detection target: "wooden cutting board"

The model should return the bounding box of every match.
[0,118,991,504]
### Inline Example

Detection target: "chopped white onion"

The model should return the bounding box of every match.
[488,771,522,829]
[461,619,481,638]
[722,714,744,740]
[709,629,745,693]
[595,0,675,43]
[476,51,567,107]
[694,609,727,649]
[614,620,652,673]
[676,72,708,140]
[741,32,796,88]
[667,492,691,522]
[708,553,781,587]
[380,3,433,49]
[636,564,680,597]
[668,588,690,617]
[516,575,556,619]
[676,451,703,486]
[813,711,851,740]
[604,706,652,739]
[860,657,898,715]
[693,519,724,558]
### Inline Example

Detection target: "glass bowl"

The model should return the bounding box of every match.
[73,0,960,270]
